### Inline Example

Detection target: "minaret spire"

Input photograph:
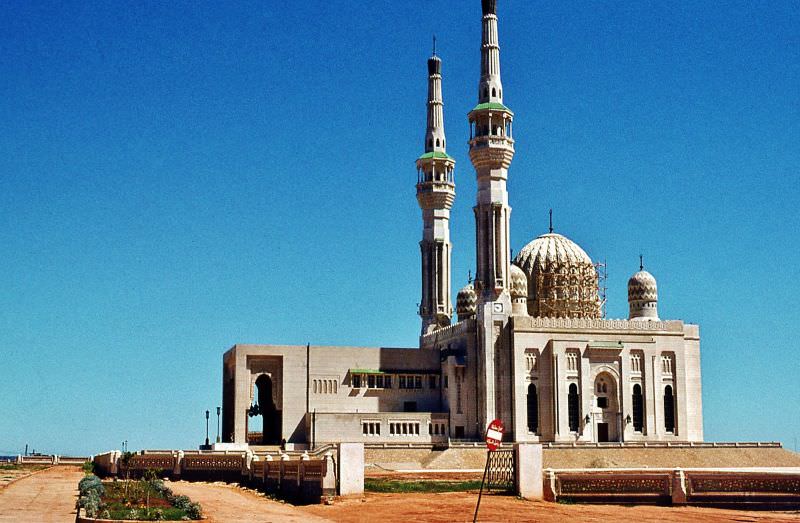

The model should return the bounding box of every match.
[469,0,515,300]
[417,48,456,335]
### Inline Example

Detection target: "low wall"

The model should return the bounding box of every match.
[253,453,336,504]
[16,454,90,465]
[544,468,800,507]
[92,443,364,501]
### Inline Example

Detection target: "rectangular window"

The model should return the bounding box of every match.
[362,424,368,436]
[597,397,608,409]
[376,375,384,388]
[368,375,375,388]
[429,375,437,389]
[399,376,406,389]
[444,375,449,388]
[415,376,422,389]
[384,375,392,389]
[352,375,361,388]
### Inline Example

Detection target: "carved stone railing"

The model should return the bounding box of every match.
[514,317,685,333]
[257,454,336,504]
[686,471,800,505]
[421,318,475,346]
[545,468,800,506]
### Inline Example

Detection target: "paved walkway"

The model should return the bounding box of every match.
[167,480,331,523]
[0,466,81,522]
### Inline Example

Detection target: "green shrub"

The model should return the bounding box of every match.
[78,474,104,497]
[171,494,191,510]
[185,502,202,520]
[81,461,95,475]
[77,490,102,518]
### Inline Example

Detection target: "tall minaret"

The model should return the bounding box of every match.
[469,0,516,439]
[469,0,515,303]
[417,48,456,335]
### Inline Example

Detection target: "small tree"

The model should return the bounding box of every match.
[143,469,158,513]
[120,451,135,499]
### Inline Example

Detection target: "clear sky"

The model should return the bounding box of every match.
[1,1,798,456]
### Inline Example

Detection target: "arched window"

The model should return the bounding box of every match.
[664,385,675,432]
[428,138,433,149]
[527,384,538,433]
[436,138,440,147]
[568,383,580,432]
[492,87,496,97]
[632,384,643,432]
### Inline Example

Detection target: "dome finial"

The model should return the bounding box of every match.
[549,209,554,233]
[432,35,436,57]
[468,270,473,284]
[640,254,644,271]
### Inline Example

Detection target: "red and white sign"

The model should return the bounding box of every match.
[485,419,504,451]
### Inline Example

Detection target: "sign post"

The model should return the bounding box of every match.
[473,419,504,523]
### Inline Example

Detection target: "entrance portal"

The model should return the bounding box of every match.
[593,372,620,442]
[255,374,282,444]
[597,423,609,442]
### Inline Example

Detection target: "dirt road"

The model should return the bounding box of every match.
[0,465,81,522]
[167,480,331,523]
[302,492,800,523]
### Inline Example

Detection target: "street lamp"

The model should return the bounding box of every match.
[216,407,221,443]
[205,410,210,447]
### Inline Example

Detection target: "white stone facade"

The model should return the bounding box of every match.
[221,0,704,447]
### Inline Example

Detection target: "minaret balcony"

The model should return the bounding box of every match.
[468,136,515,170]
[416,182,455,210]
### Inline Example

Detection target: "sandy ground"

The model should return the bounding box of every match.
[167,480,331,523]
[302,492,800,523]
[0,465,81,522]
[0,465,48,488]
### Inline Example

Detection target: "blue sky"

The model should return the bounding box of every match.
[1,1,798,455]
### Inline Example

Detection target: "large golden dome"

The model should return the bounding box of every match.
[513,233,601,318]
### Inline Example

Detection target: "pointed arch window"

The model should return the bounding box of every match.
[527,383,538,433]
[632,384,644,432]
[568,383,580,432]
[664,385,675,432]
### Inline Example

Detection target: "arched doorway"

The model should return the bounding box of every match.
[255,374,281,445]
[593,372,620,442]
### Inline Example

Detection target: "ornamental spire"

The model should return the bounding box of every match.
[425,44,446,154]
[479,0,503,104]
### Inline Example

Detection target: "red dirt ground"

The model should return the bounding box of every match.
[302,492,800,523]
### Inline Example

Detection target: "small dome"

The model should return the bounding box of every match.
[513,232,601,319]
[509,264,527,299]
[456,283,477,320]
[628,270,658,303]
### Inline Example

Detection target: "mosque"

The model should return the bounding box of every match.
[221,0,703,447]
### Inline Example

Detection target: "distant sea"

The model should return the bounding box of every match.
[0,455,15,462]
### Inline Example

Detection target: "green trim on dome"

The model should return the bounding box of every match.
[471,102,513,113]
[417,151,454,161]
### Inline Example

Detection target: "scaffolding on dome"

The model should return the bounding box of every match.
[595,259,608,318]
[528,259,602,319]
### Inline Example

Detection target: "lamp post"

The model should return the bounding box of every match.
[216,407,221,443]
[205,410,210,447]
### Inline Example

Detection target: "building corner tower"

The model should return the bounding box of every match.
[417,50,456,335]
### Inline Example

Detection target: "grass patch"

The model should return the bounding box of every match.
[365,478,483,493]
